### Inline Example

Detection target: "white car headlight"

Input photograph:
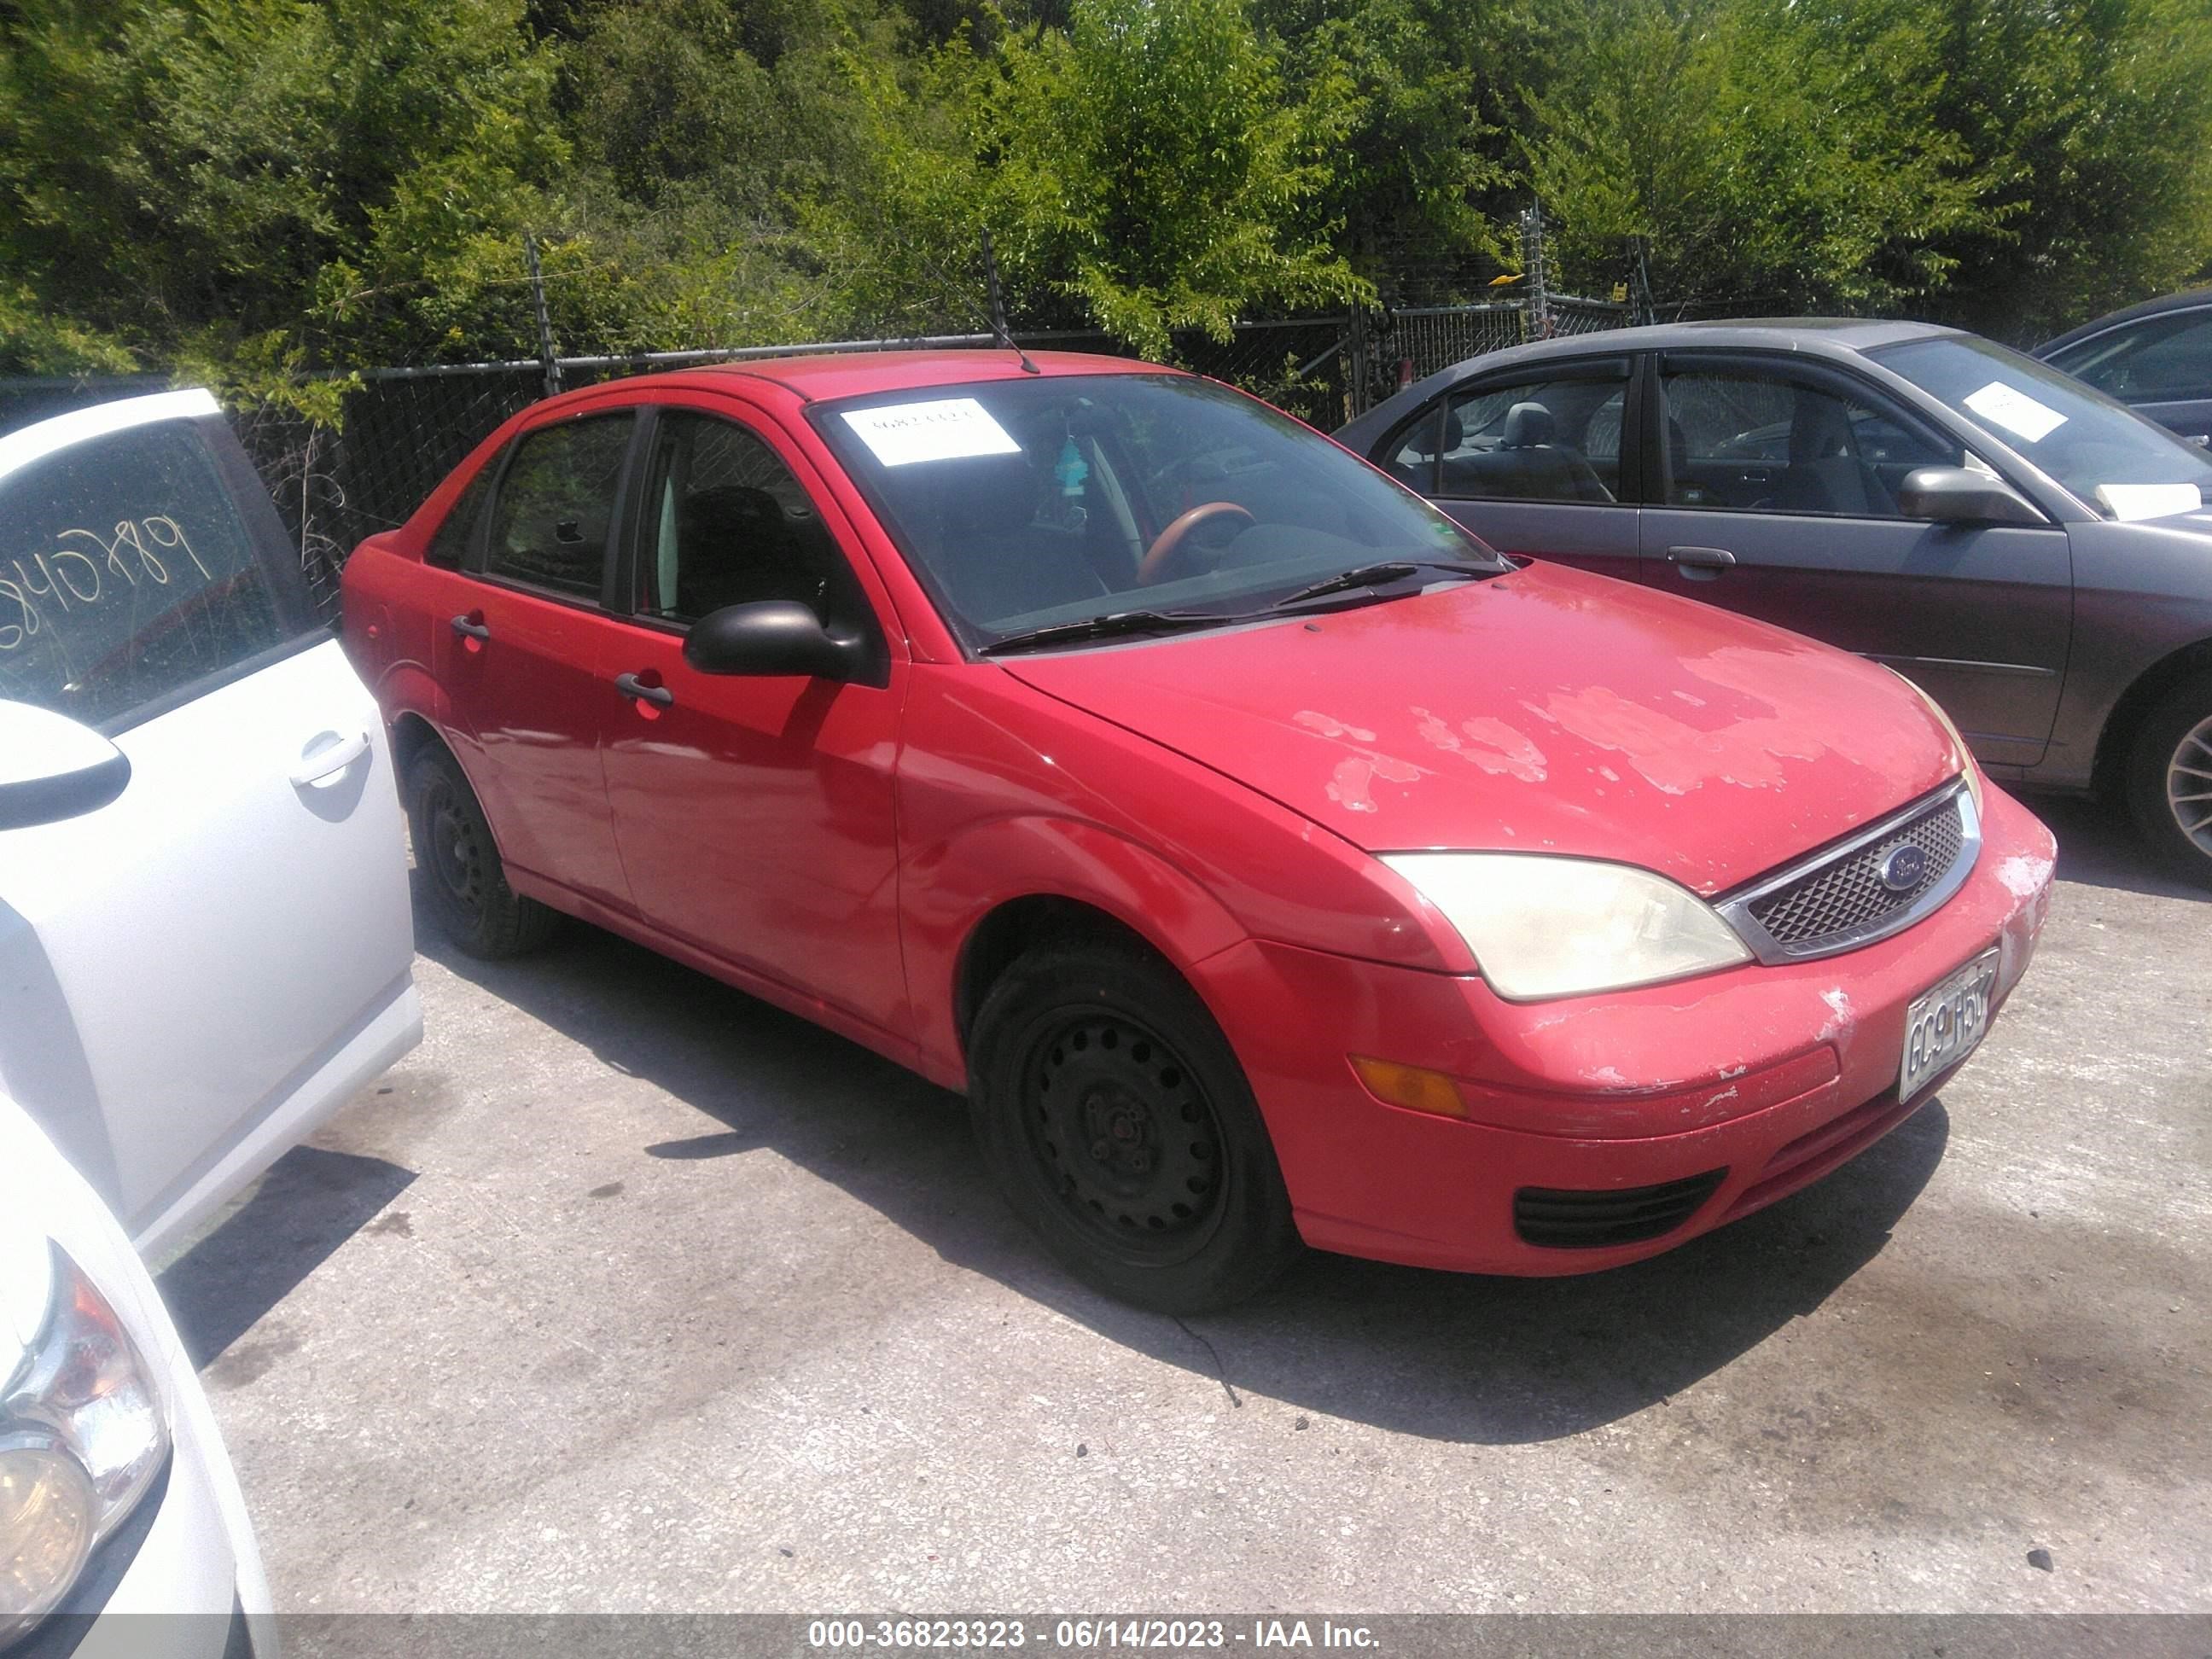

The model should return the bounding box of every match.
[1,1241,168,1645]
[1885,668,1984,814]
[1383,852,1754,1001]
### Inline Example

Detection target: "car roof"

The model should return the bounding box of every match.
[626,348,1167,405]
[2037,288,2212,356]
[1337,317,1963,443]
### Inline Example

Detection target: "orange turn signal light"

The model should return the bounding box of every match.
[1349,1056,1468,1120]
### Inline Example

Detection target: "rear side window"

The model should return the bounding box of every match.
[0,416,313,729]
[427,461,495,570]
[483,415,635,599]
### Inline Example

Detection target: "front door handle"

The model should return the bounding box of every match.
[291,730,371,789]
[614,672,674,707]
[1666,545,1737,581]
[450,614,491,643]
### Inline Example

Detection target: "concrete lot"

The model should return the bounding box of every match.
[160,793,2210,1614]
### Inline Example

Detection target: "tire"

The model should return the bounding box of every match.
[405,746,563,958]
[2125,675,2212,888]
[968,940,1301,1313]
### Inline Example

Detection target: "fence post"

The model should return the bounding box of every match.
[523,231,561,399]
[1345,305,1369,420]
[1519,207,1551,341]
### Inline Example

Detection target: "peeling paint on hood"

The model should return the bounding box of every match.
[998,562,1963,894]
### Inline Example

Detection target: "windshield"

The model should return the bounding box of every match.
[1871,335,2212,521]
[813,374,1500,647]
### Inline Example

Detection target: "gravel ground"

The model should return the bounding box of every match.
[160,791,2211,1615]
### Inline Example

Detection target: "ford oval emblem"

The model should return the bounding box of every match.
[1879,843,1930,894]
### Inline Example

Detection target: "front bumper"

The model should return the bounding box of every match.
[1196,782,2057,1275]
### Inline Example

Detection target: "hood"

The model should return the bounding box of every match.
[1000,562,1962,895]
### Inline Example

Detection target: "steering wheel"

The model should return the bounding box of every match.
[1137,501,1256,586]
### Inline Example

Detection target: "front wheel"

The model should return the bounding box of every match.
[2126,676,2212,888]
[968,940,1301,1313]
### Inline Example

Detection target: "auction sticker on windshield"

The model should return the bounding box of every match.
[1963,381,2068,444]
[1900,946,2000,1102]
[841,399,1022,467]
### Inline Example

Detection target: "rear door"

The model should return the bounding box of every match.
[1639,350,2074,768]
[439,407,641,915]
[0,391,417,1254]
[1373,355,1641,582]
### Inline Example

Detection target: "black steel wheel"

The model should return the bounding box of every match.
[405,746,562,958]
[969,940,1300,1311]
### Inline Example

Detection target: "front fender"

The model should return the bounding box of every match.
[902,814,1251,1085]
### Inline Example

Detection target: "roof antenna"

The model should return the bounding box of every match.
[981,230,1040,375]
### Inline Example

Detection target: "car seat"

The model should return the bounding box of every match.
[1768,393,1874,516]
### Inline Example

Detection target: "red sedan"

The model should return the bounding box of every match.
[341,350,2056,1311]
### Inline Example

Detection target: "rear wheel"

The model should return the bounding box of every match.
[405,747,562,958]
[2126,676,2212,888]
[968,940,1300,1313]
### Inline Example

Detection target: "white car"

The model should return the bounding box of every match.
[0,390,420,1257]
[2,1096,273,1657]
[0,389,420,1650]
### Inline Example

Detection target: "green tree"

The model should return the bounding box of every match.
[1522,0,1984,313]
[1910,0,2212,341]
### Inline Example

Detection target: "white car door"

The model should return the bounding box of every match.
[0,390,420,1258]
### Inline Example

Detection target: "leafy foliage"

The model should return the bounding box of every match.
[1,0,2208,388]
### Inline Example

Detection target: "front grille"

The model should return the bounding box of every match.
[1514,1168,1727,1249]
[1741,789,1968,954]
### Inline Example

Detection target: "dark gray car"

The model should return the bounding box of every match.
[1336,319,2212,883]
[2038,287,2212,448]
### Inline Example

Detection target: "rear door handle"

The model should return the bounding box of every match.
[291,731,371,789]
[614,672,674,707]
[1666,545,1737,580]
[450,614,491,642]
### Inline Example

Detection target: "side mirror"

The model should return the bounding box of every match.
[683,601,867,681]
[0,701,131,830]
[1898,466,2044,527]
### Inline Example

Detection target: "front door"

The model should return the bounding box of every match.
[596,403,911,1044]
[0,393,417,1249]
[1640,351,2074,769]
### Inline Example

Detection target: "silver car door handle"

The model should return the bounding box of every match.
[291,731,371,788]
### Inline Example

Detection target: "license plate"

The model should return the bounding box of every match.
[1899,947,2001,1102]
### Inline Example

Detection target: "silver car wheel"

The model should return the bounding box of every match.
[2168,714,2212,854]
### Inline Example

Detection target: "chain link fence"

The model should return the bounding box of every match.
[0,283,1634,619]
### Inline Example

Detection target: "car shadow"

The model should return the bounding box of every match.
[409,873,1950,1446]
[2029,789,2209,902]
[157,1144,416,1367]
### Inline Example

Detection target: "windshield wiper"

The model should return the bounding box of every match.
[1271,559,1490,609]
[980,608,1232,657]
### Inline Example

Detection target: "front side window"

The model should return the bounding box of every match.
[1660,364,1963,518]
[638,412,850,623]
[0,414,313,729]
[816,375,1499,646]
[1873,334,2212,521]
[482,414,635,599]
[1438,368,1627,504]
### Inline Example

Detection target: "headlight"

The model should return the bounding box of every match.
[1,1243,168,1646]
[1886,668,1984,813]
[1383,853,1753,1001]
